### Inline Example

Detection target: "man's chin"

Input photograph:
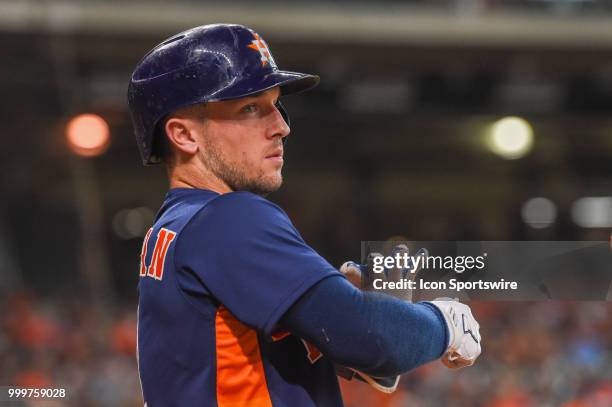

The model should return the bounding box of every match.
[257,179,283,196]
[239,175,282,196]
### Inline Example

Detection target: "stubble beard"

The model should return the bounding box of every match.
[201,136,282,196]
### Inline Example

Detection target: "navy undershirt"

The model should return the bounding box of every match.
[281,275,448,377]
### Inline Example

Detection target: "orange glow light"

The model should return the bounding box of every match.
[65,114,110,157]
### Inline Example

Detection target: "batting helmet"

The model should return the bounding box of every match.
[128,23,320,165]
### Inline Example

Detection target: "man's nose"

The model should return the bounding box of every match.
[269,104,290,140]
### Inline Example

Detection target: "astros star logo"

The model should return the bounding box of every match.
[248,32,277,68]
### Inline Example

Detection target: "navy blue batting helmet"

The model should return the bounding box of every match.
[128,23,319,165]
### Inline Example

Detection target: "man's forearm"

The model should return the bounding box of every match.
[281,276,448,377]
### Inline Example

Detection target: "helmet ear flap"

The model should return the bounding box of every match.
[276,100,290,127]
[276,101,290,145]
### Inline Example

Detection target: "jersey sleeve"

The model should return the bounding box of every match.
[174,191,342,334]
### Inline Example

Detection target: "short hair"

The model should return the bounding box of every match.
[153,118,173,165]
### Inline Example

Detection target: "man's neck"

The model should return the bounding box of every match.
[168,163,232,194]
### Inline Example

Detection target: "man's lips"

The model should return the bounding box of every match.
[265,149,283,159]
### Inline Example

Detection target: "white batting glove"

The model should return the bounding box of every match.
[428,299,482,369]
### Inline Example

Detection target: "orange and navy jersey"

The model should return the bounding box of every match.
[137,188,343,406]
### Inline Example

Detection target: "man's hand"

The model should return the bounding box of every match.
[339,260,364,287]
[338,254,482,381]
[428,299,482,369]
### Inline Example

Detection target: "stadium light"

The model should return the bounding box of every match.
[65,114,110,157]
[571,197,612,228]
[487,116,533,159]
[521,197,557,229]
[112,207,155,239]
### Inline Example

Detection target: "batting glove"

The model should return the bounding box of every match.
[427,299,482,369]
[335,365,399,394]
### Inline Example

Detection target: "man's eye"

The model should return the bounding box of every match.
[242,104,258,113]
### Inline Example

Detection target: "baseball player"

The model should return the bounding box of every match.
[128,24,481,407]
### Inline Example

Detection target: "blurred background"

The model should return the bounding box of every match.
[0,0,611,406]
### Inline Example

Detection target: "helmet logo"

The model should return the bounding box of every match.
[247,32,277,68]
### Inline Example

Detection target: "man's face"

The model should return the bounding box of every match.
[196,87,290,195]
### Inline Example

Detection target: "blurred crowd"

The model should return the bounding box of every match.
[342,302,612,407]
[1,292,610,407]
[0,292,141,407]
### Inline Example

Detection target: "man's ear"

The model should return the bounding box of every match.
[164,117,199,156]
